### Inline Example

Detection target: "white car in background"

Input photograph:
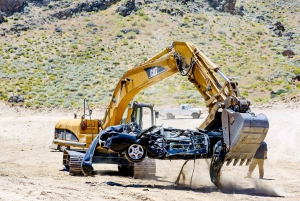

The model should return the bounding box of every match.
[160,104,202,119]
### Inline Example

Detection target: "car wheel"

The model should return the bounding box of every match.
[192,113,200,119]
[58,145,70,152]
[166,113,174,119]
[125,144,146,163]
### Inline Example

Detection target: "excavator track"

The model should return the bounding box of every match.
[64,150,156,178]
[69,155,85,176]
[63,150,85,176]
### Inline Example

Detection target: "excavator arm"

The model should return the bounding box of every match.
[102,41,252,130]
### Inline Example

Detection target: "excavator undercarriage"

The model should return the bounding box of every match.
[63,150,156,179]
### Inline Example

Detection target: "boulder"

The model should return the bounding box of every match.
[8,95,24,103]
[27,0,50,7]
[0,0,23,15]
[10,23,29,32]
[208,0,237,13]
[282,49,295,58]
[291,74,300,83]
[55,26,63,33]
[159,7,184,17]
[267,21,287,38]
[0,0,23,22]
[116,0,136,17]
[274,22,285,31]
[50,0,119,20]
[121,28,140,34]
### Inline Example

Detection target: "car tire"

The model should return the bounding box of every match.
[166,113,174,119]
[192,113,200,119]
[125,144,146,163]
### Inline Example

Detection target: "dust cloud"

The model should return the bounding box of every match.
[219,173,291,197]
[173,159,216,189]
[169,160,291,198]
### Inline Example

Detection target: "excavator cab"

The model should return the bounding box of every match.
[121,101,157,130]
[132,102,157,130]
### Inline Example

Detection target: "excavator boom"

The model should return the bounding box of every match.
[102,42,228,128]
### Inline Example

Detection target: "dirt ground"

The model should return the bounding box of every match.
[0,102,300,201]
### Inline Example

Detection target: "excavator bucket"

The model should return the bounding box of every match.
[221,109,269,166]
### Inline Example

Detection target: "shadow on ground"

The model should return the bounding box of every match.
[84,170,286,197]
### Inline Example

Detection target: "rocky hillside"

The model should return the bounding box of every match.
[0,0,299,109]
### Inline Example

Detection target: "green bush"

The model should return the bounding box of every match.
[241,90,249,97]
[143,15,150,21]
[270,89,288,98]
[122,39,128,45]
[70,44,78,49]
[63,102,71,108]
[25,101,33,107]
[77,92,85,96]
[195,14,208,23]
[137,9,145,16]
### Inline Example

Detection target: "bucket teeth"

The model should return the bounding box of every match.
[226,158,250,166]
[246,159,252,166]
[239,158,246,166]
[226,158,233,166]
[232,158,239,166]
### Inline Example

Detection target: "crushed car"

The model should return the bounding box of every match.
[81,122,223,176]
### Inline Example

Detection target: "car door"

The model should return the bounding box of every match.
[180,105,190,116]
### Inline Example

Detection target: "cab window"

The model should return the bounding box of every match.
[132,107,142,126]
[121,105,130,124]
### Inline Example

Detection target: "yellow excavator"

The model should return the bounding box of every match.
[53,41,269,188]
